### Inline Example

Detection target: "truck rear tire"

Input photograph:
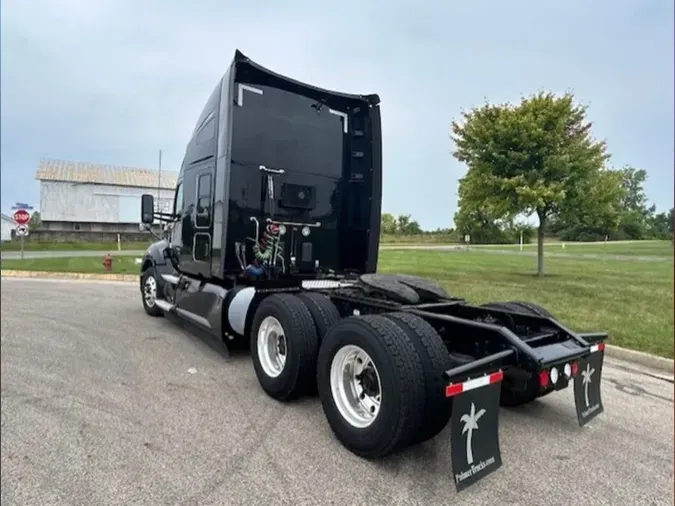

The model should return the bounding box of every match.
[317,315,425,459]
[250,294,319,401]
[508,301,556,320]
[141,268,164,317]
[383,312,454,444]
[296,292,341,342]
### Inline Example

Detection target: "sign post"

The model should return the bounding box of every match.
[11,203,34,261]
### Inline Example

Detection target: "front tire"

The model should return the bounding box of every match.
[317,315,425,459]
[141,268,163,317]
[250,294,319,401]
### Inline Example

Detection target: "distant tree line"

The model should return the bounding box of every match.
[382,91,672,275]
[451,166,673,244]
[450,91,674,275]
[380,212,535,244]
[380,213,423,235]
[544,167,673,242]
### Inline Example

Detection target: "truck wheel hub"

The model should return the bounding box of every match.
[330,345,382,429]
[144,276,157,307]
[257,316,287,378]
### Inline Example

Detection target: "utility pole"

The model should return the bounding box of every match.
[157,149,163,205]
[157,149,162,224]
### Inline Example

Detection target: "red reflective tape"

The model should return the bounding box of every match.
[590,343,606,353]
[445,370,504,398]
[489,370,504,384]
[445,383,464,397]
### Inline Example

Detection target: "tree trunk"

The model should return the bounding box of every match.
[537,210,546,276]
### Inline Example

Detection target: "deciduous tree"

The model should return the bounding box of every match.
[396,214,422,235]
[381,212,397,235]
[380,213,423,235]
[452,92,611,275]
[29,211,42,231]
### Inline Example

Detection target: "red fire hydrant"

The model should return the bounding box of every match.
[103,254,113,272]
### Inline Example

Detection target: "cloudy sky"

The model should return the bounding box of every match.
[1,0,672,228]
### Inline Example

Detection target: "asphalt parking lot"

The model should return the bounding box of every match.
[1,277,673,506]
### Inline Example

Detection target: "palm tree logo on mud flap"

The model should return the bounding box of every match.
[460,402,486,465]
[581,363,596,408]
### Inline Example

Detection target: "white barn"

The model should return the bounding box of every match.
[1,213,15,242]
[36,159,179,233]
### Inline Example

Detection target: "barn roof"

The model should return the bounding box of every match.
[36,158,179,190]
[1,213,14,223]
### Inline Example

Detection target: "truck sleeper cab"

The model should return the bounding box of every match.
[138,50,608,492]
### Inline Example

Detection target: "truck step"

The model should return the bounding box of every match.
[154,299,175,312]
[161,274,180,285]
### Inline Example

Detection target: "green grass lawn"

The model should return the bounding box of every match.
[0,256,141,275]
[379,250,673,359]
[4,236,451,249]
[3,237,670,255]
[2,247,672,358]
[380,234,458,244]
[0,241,151,252]
[474,240,673,257]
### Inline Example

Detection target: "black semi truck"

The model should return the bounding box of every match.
[137,50,608,492]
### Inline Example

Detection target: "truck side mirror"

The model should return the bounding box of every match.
[141,194,155,224]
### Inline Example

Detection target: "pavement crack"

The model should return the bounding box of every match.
[604,377,673,404]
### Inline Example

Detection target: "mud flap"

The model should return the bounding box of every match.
[448,373,503,492]
[574,348,605,426]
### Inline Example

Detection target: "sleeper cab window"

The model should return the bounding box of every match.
[196,172,213,227]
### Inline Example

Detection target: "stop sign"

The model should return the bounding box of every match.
[13,209,31,226]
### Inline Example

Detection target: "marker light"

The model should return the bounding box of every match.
[550,367,559,384]
[539,370,550,388]
[302,226,311,237]
[571,361,579,377]
[564,363,572,378]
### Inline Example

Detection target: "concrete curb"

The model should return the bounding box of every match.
[1,269,137,283]
[2,269,673,374]
[604,344,674,375]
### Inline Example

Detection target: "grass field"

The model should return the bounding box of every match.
[1,236,456,250]
[379,250,673,359]
[0,241,151,252]
[1,244,672,358]
[0,256,142,274]
[3,237,670,255]
[380,234,457,244]
[2,236,456,249]
[474,240,673,257]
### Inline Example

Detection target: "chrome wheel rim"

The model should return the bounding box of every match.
[257,316,287,378]
[330,345,382,429]
[144,275,157,307]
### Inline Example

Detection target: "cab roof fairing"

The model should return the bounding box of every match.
[231,49,381,108]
